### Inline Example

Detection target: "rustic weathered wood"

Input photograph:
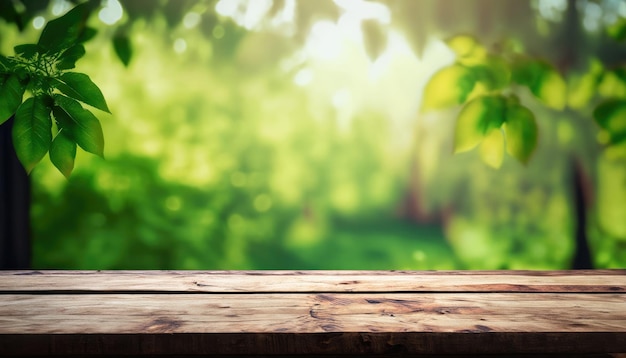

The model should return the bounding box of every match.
[0,270,625,357]
[1,269,625,292]
[2,292,625,333]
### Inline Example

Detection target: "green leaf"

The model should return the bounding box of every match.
[469,56,510,90]
[445,34,487,65]
[53,95,104,157]
[593,100,626,144]
[567,72,599,109]
[446,35,478,57]
[38,2,94,51]
[53,72,110,113]
[14,44,42,59]
[422,65,476,111]
[537,70,567,110]
[50,129,77,178]
[0,75,26,125]
[593,100,626,130]
[479,128,505,168]
[454,95,506,153]
[113,35,133,67]
[614,67,626,82]
[598,69,626,98]
[12,97,52,173]
[56,44,86,70]
[78,27,97,43]
[503,103,538,164]
[512,58,566,110]
[497,37,525,55]
[0,55,12,72]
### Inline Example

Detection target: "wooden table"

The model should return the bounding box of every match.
[1,270,625,357]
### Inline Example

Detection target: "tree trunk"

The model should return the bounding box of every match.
[0,116,31,269]
[571,161,593,269]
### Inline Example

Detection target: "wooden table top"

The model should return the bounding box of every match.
[1,270,625,357]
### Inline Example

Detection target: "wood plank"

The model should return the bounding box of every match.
[1,293,624,334]
[2,270,625,293]
[1,292,626,355]
[1,271,625,355]
[1,332,624,356]
[0,332,624,358]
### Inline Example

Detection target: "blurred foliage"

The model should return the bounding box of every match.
[0,0,625,269]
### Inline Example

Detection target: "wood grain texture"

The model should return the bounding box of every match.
[1,270,625,292]
[1,293,625,333]
[0,270,625,356]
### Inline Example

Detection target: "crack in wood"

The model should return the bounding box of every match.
[339,280,360,285]
[309,304,321,319]
[141,317,183,333]
[458,324,493,333]
[321,323,340,332]
[13,271,43,275]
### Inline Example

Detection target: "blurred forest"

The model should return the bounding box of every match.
[1,0,625,269]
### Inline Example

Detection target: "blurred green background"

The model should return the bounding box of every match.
[2,0,625,269]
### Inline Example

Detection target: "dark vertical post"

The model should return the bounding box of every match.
[0,117,31,269]
[571,162,593,269]
[553,0,594,269]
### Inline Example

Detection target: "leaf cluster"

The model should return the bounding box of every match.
[593,98,626,159]
[422,35,567,168]
[0,2,109,177]
[587,30,626,160]
[566,60,626,147]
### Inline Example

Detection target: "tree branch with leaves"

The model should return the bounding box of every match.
[0,2,109,178]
